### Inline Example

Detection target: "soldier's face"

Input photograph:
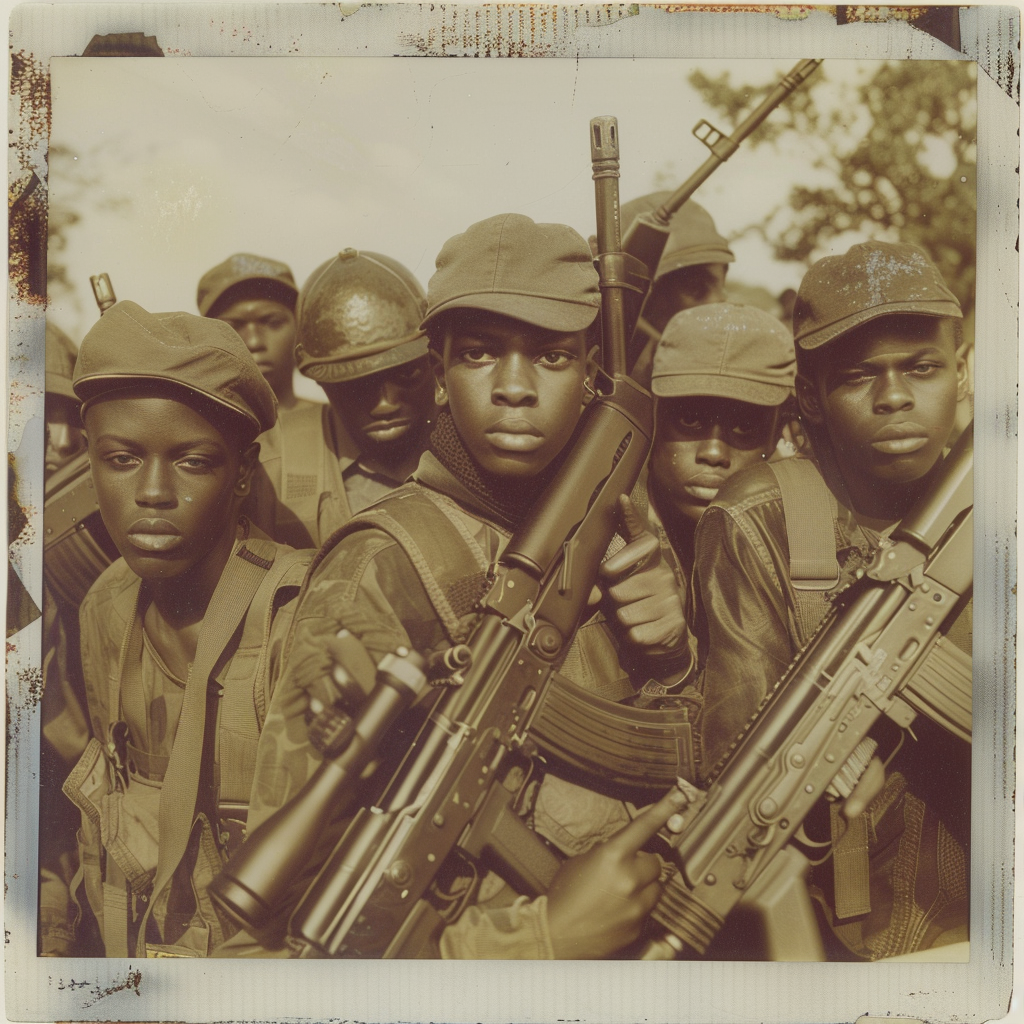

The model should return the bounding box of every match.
[798,317,965,492]
[44,394,87,479]
[215,297,297,399]
[644,264,728,334]
[85,394,254,586]
[434,312,590,479]
[322,357,434,455]
[651,396,779,524]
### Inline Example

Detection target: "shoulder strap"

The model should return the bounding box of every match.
[135,536,278,954]
[309,485,492,645]
[280,404,334,545]
[216,544,311,803]
[768,459,840,591]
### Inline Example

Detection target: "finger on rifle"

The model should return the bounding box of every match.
[618,493,650,543]
[843,755,886,820]
[608,786,690,854]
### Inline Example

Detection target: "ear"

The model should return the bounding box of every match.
[955,338,971,404]
[234,441,259,497]
[796,373,824,426]
[429,345,448,406]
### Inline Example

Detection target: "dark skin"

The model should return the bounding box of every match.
[44,394,87,479]
[321,357,434,480]
[431,312,594,479]
[430,309,689,954]
[643,263,728,335]
[85,392,257,678]
[215,296,300,410]
[798,316,967,522]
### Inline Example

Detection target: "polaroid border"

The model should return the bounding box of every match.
[6,4,1018,1023]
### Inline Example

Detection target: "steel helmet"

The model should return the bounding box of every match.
[295,249,428,383]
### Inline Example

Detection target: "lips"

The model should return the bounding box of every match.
[486,418,544,453]
[682,474,727,503]
[870,422,930,455]
[363,418,412,442]
[127,518,184,553]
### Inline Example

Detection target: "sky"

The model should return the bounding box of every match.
[47,55,887,358]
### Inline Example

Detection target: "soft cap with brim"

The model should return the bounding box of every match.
[793,240,961,351]
[45,322,79,401]
[422,214,600,334]
[197,252,298,317]
[74,300,277,436]
[620,192,734,281]
[652,302,795,406]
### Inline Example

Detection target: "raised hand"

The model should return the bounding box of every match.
[599,494,688,658]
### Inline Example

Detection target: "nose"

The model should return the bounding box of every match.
[873,369,914,413]
[46,422,83,462]
[491,352,538,407]
[135,460,175,508]
[369,380,402,418]
[695,429,730,468]
[237,323,265,353]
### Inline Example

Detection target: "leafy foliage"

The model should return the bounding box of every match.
[691,61,977,316]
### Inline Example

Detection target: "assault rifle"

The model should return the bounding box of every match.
[623,57,822,371]
[211,115,660,955]
[644,423,973,959]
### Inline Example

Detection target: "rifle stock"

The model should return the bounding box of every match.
[646,424,974,956]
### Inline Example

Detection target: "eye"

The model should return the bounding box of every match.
[536,349,574,368]
[105,452,140,469]
[177,456,213,471]
[458,346,492,365]
[677,413,705,431]
[731,420,759,438]
[393,365,424,384]
[909,362,938,377]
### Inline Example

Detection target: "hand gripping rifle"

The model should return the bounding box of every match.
[643,423,973,959]
[211,116,658,956]
[623,57,822,370]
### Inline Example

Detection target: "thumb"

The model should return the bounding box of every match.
[618,493,650,543]
[609,785,692,854]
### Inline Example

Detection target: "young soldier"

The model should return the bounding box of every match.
[618,193,734,385]
[44,322,88,478]
[242,214,691,959]
[692,241,971,959]
[648,302,796,583]
[247,249,435,548]
[198,253,311,420]
[38,321,93,954]
[55,302,310,957]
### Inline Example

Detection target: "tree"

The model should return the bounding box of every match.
[690,61,977,317]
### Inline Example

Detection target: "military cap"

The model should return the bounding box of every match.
[653,302,795,407]
[45,321,79,401]
[295,249,428,383]
[620,192,735,281]
[793,240,962,351]
[422,214,600,334]
[197,253,298,317]
[74,300,277,437]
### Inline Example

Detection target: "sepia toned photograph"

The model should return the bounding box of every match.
[6,4,1018,1023]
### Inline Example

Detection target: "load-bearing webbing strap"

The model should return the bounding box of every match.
[128,540,276,954]
[769,458,840,590]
